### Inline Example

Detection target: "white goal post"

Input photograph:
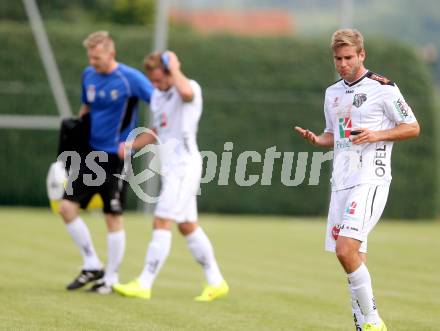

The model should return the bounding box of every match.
[0,0,72,129]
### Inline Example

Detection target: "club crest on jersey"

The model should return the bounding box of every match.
[87,85,96,102]
[338,117,352,138]
[110,89,119,101]
[353,93,367,108]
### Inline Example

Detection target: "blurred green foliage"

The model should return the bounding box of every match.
[110,0,154,25]
[0,0,155,26]
[0,22,436,218]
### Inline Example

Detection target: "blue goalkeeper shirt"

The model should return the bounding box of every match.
[81,63,153,153]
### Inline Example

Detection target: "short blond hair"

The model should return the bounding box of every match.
[143,52,167,73]
[83,31,115,51]
[331,29,364,53]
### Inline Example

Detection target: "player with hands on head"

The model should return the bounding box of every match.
[113,50,229,302]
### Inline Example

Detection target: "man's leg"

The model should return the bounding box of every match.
[336,236,382,327]
[100,213,125,287]
[114,160,180,299]
[113,217,171,299]
[179,221,228,301]
[179,221,224,286]
[348,253,367,330]
[138,218,172,289]
[59,199,103,289]
[90,154,128,293]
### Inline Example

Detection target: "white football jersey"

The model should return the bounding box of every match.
[150,80,202,168]
[324,70,417,191]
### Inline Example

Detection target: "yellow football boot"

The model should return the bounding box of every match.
[363,319,387,331]
[194,280,229,302]
[113,279,151,299]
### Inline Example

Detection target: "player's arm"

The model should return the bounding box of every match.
[117,128,157,159]
[351,122,420,144]
[294,126,334,148]
[131,129,158,150]
[79,104,89,117]
[166,51,194,102]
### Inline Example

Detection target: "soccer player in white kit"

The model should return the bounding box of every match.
[294,29,420,330]
[113,51,229,301]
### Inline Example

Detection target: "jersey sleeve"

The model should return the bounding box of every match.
[181,80,202,134]
[187,80,202,106]
[323,93,334,134]
[382,85,417,124]
[129,69,154,103]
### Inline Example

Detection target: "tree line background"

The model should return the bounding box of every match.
[0,1,438,218]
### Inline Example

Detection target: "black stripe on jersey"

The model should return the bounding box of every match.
[361,186,373,231]
[370,185,379,220]
[120,96,139,132]
[344,71,369,87]
[366,71,395,86]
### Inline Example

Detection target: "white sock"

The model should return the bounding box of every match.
[103,230,125,285]
[348,263,381,326]
[138,229,172,289]
[348,281,364,330]
[186,227,224,286]
[65,217,102,270]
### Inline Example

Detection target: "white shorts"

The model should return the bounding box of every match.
[325,184,389,253]
[154,159,202,223]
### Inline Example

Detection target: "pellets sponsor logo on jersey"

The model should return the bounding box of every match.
[346,201,357,215]
[353,93,367,108]
[338,117,352,138]
[393,99,411,120]
[87,85,96,103]
[335,139,351,149]
[110,89,119,101]
[345,89,354,94]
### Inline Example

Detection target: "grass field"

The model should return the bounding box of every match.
[1,207,439,331]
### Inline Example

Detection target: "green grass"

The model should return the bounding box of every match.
[0,207,439,331]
